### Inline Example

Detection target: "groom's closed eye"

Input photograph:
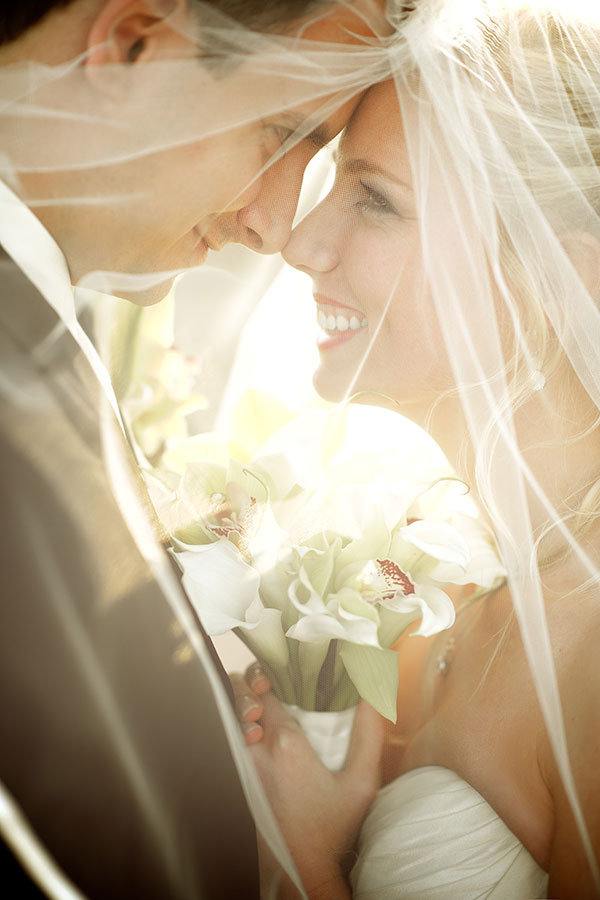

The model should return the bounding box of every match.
[268,112,333,152]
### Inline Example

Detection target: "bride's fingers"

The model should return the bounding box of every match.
[241,720,264,745]
[256,690,300,731]
[245,661,271,695]
[229,667,274,746]
[229,671,264,722]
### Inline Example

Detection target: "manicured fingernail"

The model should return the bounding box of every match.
[237,695,259,719]
[242,721,260,736]
[248,663,265,682]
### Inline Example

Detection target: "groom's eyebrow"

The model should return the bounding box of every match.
[278,111,333,149]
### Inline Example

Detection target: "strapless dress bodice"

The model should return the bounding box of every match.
[350,766,549,899]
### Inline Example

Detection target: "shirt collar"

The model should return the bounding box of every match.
[0,179,122,425]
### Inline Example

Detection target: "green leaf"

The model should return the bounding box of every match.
[180,461,227,514]
[339,642,399,723]
[171,520,214,545]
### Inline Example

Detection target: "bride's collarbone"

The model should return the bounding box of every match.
[384,602,553,870]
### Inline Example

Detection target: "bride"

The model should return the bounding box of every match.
[233,2,600,898]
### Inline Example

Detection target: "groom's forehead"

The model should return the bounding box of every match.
[182,0,385,149]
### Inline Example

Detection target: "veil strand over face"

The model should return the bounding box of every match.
[397,0,600,879]
[381,0,600,884]
[2,0,600,894]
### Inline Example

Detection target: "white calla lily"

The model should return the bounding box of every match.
[397,520,471,568]
[177,541,290,671]
[426,514,507,587]
[177,541,260,634]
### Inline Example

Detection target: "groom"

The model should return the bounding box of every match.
[0,1,381,897]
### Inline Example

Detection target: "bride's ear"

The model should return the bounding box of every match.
[560,231,600,299]
[84,0,189,96]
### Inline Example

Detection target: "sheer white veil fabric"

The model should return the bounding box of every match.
[0,3,386,898]
[388,2,600,884]
[2,0,600,894]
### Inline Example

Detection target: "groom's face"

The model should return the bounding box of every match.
[34,1,380,303]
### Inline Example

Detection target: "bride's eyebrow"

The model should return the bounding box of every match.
[337,156,413,192]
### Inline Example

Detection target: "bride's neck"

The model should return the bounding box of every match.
[424,381,600,549]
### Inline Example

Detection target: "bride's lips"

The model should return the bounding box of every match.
[314,293,368,350]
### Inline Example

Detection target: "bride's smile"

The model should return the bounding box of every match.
[314,294,368,349]
[284,82,448,412]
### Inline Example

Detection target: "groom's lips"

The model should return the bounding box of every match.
[192,227,210,263]
[194,224,230,256]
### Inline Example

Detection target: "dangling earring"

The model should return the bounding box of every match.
[527,329,545,391]
[529,367,546,391]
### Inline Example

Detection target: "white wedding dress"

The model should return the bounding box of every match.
[350,766,549,899]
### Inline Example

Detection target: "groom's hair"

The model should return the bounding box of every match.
[0,0,324,46]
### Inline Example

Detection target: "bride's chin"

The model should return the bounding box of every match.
[313,366,411,415]
[312,366,363,404]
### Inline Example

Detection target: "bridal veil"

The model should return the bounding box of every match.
[1,0,600,894]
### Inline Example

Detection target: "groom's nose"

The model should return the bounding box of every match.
[231,149,310,254]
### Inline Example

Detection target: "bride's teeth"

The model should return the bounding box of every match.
[317,307,367,333]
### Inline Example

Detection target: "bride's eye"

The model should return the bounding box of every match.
[355,180,397,216]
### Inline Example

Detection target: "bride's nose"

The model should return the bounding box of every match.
[282,204,339,274]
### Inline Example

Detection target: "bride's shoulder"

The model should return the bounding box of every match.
[545,585,600,704]
[541,588,600,896]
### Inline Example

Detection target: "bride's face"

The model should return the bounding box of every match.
[283,81,450,409]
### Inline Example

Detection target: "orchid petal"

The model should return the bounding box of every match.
[179,461,228,515]
[409,585,456,637]
[331,588,380,625]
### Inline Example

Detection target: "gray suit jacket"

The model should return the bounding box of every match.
[0,247,259,899]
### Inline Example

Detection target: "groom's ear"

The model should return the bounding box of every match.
[84,0,189,95]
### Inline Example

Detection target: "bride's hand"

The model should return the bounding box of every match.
[230,662,271,745]
[249,693,384,900]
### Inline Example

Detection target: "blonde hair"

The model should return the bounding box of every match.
[474,8,600,566]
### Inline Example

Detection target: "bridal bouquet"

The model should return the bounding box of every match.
[152,393,505,723]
